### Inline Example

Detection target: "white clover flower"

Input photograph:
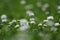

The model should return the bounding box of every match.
[26,10,34,16]
[47,16,54,20]
[54,23,60,26]
[15,24,20,28]
[1,14,7,19]
[30,20,36,24]
[1,14,7,22]
[50,27,57,32]
[45,16,54,27]
[29,18,35,21]
[57,6,60,9]
[20,0,26,5]
[36,2,42,7]
[38,23,42,26]
[19,19,29,31]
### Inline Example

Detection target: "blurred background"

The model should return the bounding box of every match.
[0,0,60,40]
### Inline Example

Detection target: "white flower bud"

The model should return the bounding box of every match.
[38,23,42,26]
[1,14,7,22]
[47,16,54,20]
[54,23,60,26]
